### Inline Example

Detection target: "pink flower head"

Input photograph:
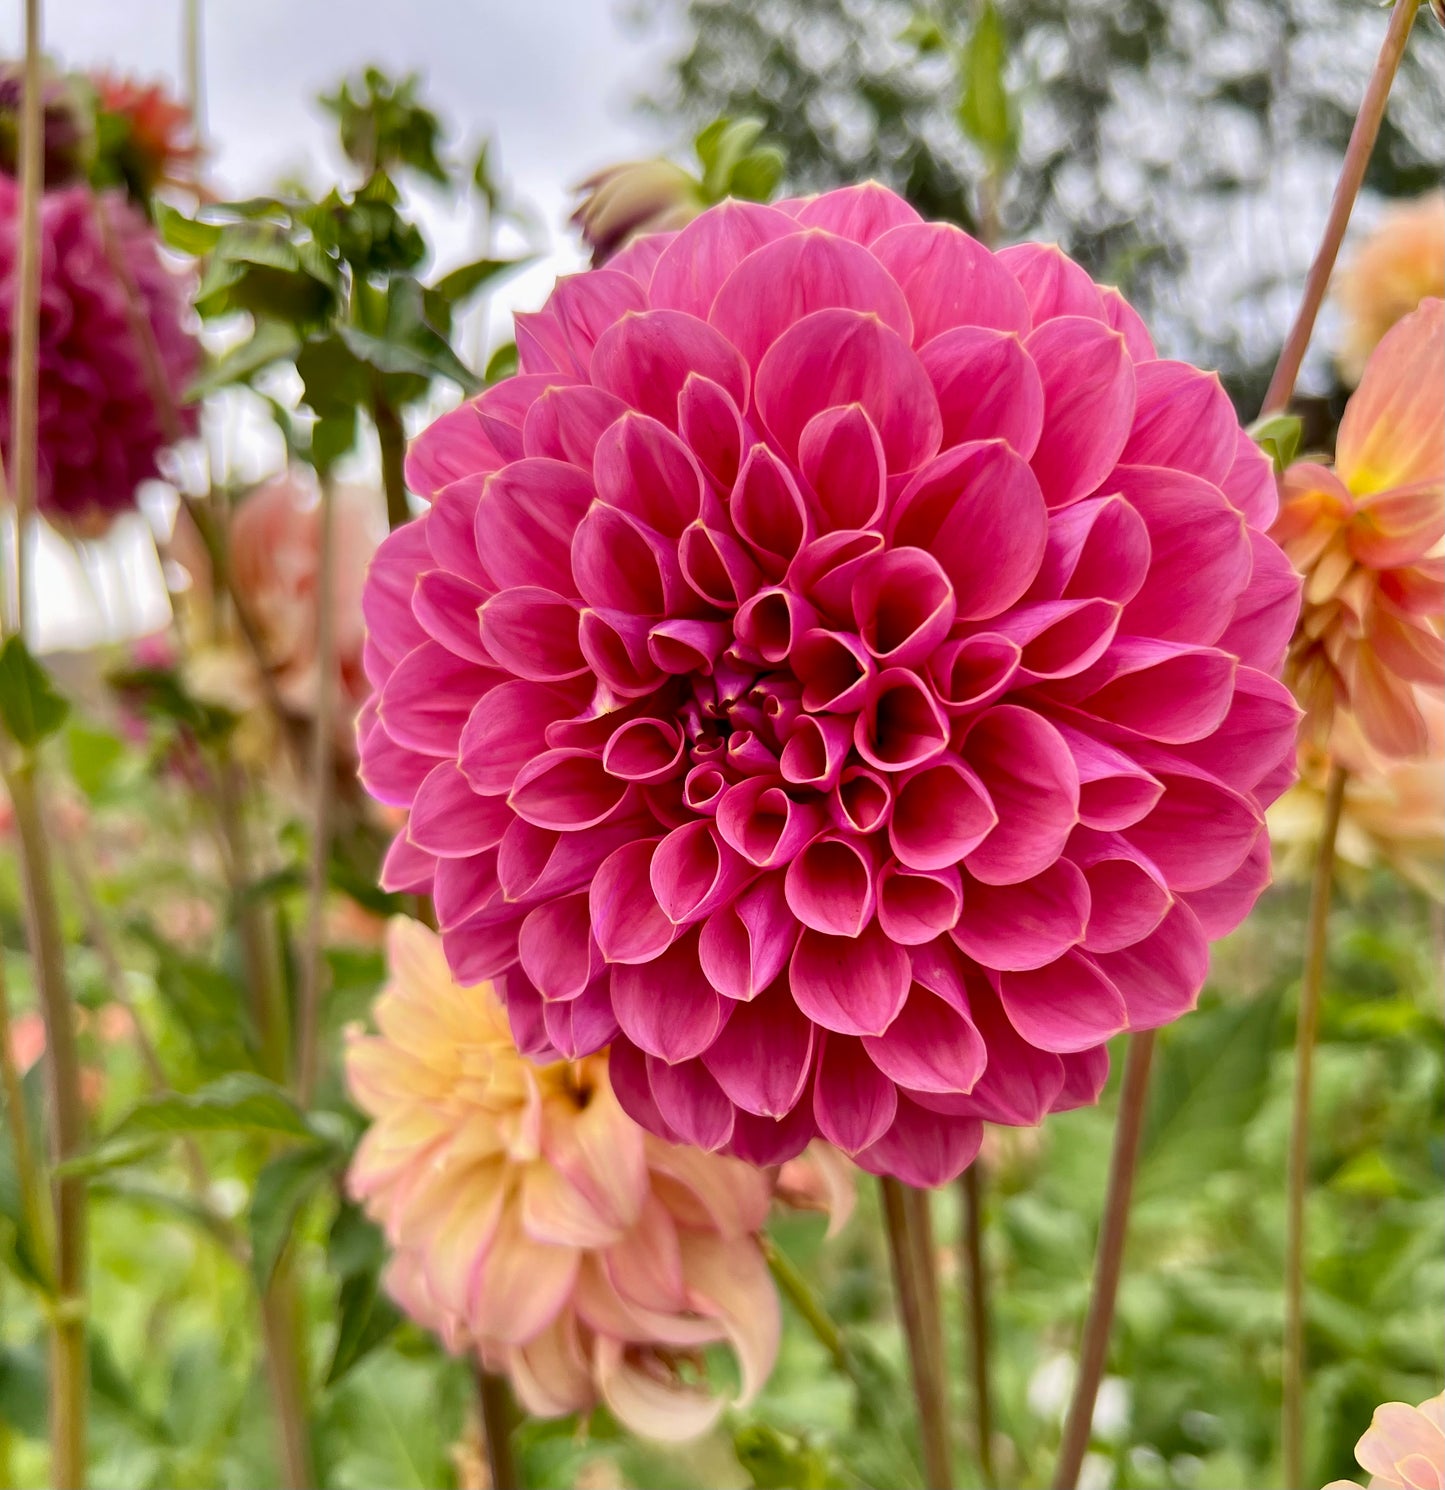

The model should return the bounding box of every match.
[357,185,1302,1186]
[1325,1392,1445,1490]
[346,918,779,1441]
[0,179,198,536]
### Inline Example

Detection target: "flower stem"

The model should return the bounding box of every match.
[880,1176,954,1490]
[259,1257,315,1490]
[1051,1030,1156,1490]
[763,1233,856,1384]
[1282,761,1347,1490]
[0,939,53,1285]
[374,396,412,531]
[295,472,337,1107]
[477,1368,520,1490]
[1260,0,1424,414]
[959,1165,995,1486]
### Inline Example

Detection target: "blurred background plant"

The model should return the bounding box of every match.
[0,7,1441,1490]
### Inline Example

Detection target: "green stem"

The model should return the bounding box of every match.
[259,1256,315,1490]
[1051,1031,1156,1490]
[477,1368,519,1490]
[763,1234,857,1386]
[1282,762,1347,1490]
[294,470,337,1108]
[1260,0,1423,414]
[0,938,53,1286]
[880,1177,954,1490]
[960,1165,995,1486]
[374,398,411,531]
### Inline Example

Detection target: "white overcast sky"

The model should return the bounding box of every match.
[1,0,678,646]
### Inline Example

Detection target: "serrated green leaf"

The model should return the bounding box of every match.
[250,1144,341,1290]
[185,319,302,402]
[0,635,70,748]
[957,1,1017,168]
[107,1074,314,1144]
[430,255,530,307]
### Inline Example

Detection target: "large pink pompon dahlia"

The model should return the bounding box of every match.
[0,179,198,536]
[358,184,1303,1187]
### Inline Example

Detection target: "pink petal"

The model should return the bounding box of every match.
[497,819,637,905]
[1217,529,1302,674]
[790,923,911,1037]
[1099,286,1156,362]
[514,270,647,377]
[590,838,680,963]
[853,546,957,668]
[571,503,691,619]
[679,518,764,612]
[509,748,632,831]
[1027,493,1152,607]
[518,892,603,1001]
[474,458,595,595]
[953,858,1090,971]
[542,977,621,1057]
[709,227,914,368]
[651,820,753,926]
[871,221,1031,342]
[727,1104,817,1167]
[591,308,748,429]
[358,711,434,809]
[1092,902,1209,1030]
[1170,666,1301,793]
[780,713,855,791]
[677,373,747,491]
[963,707,1080,884]
[997,951,1129,1053]
[409,760,513,858]
[890,441,1049,620]
[646,1056,736,1150]
[602,715,685,785]
[1113,465,1254,646]
[875,861,963,945]
[698,872,798,1001]
[812,1035,899,1152]
[1120,361,1238,486]
[832,765,892,836]
[703,981,817,1116]
[929,635,1022,714]
[731,445,810,575]
[647,199,799,320]
[432,849,500,931]
[1052,722,1164,831]
[427,475,491,589]
[889,757,996,871]
[522,383,630,467]
[578,608,665,697]
[648,617,732,675]
[380,829,436,894]
[1069,828,1173,953]
[861,985,986,1094]
[611,932,730,1063]
[414,569,495,667]
[754,307,942,471]
[797,404,887,531]
[1064,638,1237,744]
[1221,428,1279,530]
[382,641,500,756]
[854,668,950,772]
[1182,832,1271,938]
[1123,765,1262,893]
[920,327,1046,458]
[1026,316,1136,507]
[479,586,587,682]
[364,521,432,666]
[404,398,505,498]
[999,242,1107,323]
[854,1095,982,1187]
[594,410,706,539]
[458,680,581,795]
[990,597,1121,682]
[793,182,923,243]
[785,834,877,938]
[716,777,827,868]
[789,530,886,625]
[606,1037,679,1142]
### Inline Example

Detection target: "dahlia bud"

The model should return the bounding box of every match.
[0,62,94,187]
[92,74,201,197]
[570,158,704,266]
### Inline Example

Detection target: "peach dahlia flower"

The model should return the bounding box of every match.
[345,918,780,1441]
[1325,1391,1445,1490]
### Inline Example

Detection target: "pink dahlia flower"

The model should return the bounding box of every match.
[346,918,779,1441]
[358,184,1302,1186]
[0,178,198,536]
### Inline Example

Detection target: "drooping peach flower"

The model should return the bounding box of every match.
[359,184,1302,1185]
[345,917,780,1441]
[1324,1391,1445,1490]
[1273,297,1445,760]
[1271,688,1445,899]
[1336,193,1445,386]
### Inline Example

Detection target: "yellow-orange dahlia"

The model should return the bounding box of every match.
[1336,192,1445,386]
[1273,298,1444,759]
[345,918,780,1441]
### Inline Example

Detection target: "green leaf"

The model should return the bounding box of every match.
[0,636,69,748]
[0,1340,47,1439]
[154,202,224,256]
[957,1,1017,168]
[185,319,302,402]
[728,146,786,202]
[899,14,948,54]
[1249,412,1304,473]
[312,406,360,475]
[107,1074,314,1144]
[250,1144,341,1290]
[65,722,126,798]
[430,256,530,308]
[484,341,519,384]
[324,1203,401,1387]
[90,1331,172,1442]
[338,322,480,395]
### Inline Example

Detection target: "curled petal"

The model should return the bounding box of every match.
[798,404,888,530]
[785,833,877,938]
[1069,828,1173,953]
[890,757,995,872]
[855,668,950,772]
[929,635,1022,714]
[651,820,754,926]
[716,777,827,868]
[698,872,799,1002]
[875,861,963,945]
[611,932,729,1063]
[590,839,679,963]
[853,547,957,668]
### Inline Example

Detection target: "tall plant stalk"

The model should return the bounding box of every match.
[0,942,52,1285]
[960,1165,995,1486]
[880,1177,954,1490]
[1282,763,1348,1490]
[1052,1031,1156,1490]
[477,1369,519,1490]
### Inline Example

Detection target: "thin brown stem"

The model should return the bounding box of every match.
[374,397,411,531]
[5,764,88,1490]
[1260,0,1423,414]
[880,1176,954,1490]
[960,1165,995,1486]
[477,1368,520,1490]
[1282,762,1347,1490]
[182,0,205,147]
[259,1257,314,1490]
[295,473,337,1106]
[1052,1031,1156,1490]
